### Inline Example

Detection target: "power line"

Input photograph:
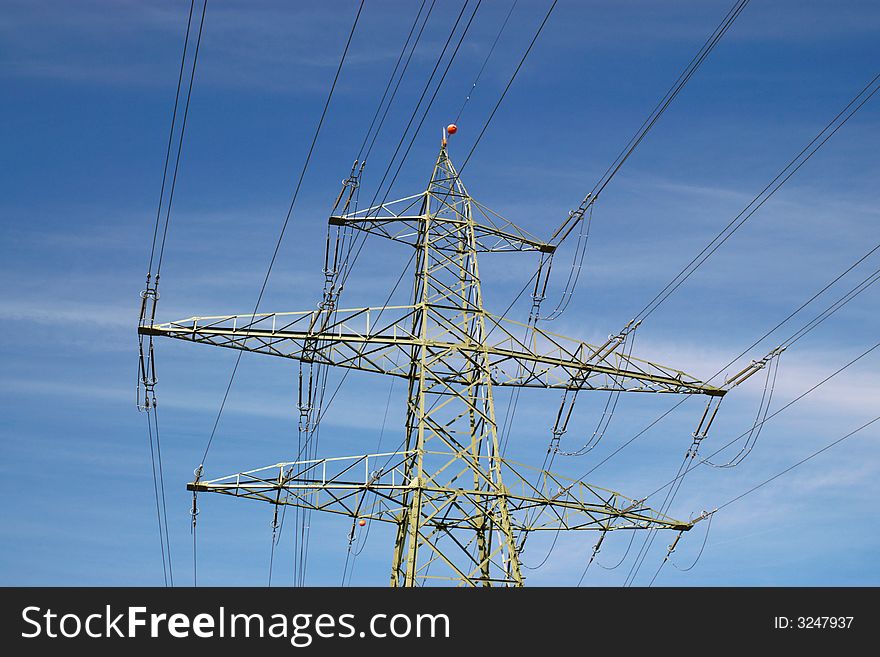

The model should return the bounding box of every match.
[199,0,365,467]
[356,0,434,165]
[144,407,169,586]
[509,0,750,329]
[644,414,880,583]
[361,0,475,214]
[549,0,751,245]
[607,313,880,581]
[458,0,557,175]
[373,0,484,202]
[647,511,713,585]
[334,0,554,305]
[286,1,441,587]
[150,407,173,586]
[715,415,879,513]
[454,0,518,124]
[520,231,880,583]
[330,0,484,302]
[631,71,880,324]
[155,0,209,278]
[673,512,713,572]
[644,340,880,505]
[141,0,207,589]
[371,0,553,238]
[611,341,880,585]
[580,240,880,480]
[623,452,690,586]
[779,267,880,350]
[147,0,196,276]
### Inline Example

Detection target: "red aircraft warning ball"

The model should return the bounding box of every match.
[446,123,458,135]
[358,519,367,527]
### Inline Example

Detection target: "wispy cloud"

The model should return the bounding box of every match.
[0,298,136,329]
[0,0,402,92]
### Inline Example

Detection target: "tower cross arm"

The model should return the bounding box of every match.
[330,193,555,254]
[139,305,723,396]
[137,305,422,379]
[184,451,698,533]
[483,313,726,396]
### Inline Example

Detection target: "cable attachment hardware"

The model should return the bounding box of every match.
[270,504,281,544]
[585,317,642,366]
[190,464,203,534]
[137,273,161,411]
[140,272,160,303]
[137,375,158,412]
[367,469,383,486]
[331,159,365,217]
[265,469,289,556]
[724,345,786,390]
[710,347,784,468]
[587,529,606,563]
[528,253,554,324]
[321,160,365,312]
[552,193,594,244]
[297,408,312,434]
[297,361,316,434]
[687,396,724,458]
[692,508,715,525]
[686,509,714,529]
[649,529,687,586]
[551,319,641,457]
[577,529,608,585]
[549,426,565,453]
[664,531,684,560]
[548,387,577,454]
[139,272,161,328]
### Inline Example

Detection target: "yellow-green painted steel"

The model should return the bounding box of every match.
[143,145,722,586]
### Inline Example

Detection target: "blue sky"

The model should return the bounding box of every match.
[1,0,878,586]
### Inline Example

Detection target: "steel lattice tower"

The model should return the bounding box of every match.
[140,143,725,586]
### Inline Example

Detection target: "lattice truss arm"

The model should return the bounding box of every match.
[187,451,694,533]
[139,305,724,396]
[330,192,555,254]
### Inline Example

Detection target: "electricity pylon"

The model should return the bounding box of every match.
[140,141,724,586]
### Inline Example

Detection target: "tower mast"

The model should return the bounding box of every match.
[140,136,722,586]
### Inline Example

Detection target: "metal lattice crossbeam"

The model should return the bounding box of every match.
[187,451,693,533]
[329,192,555,253]
[140,306,723,395]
